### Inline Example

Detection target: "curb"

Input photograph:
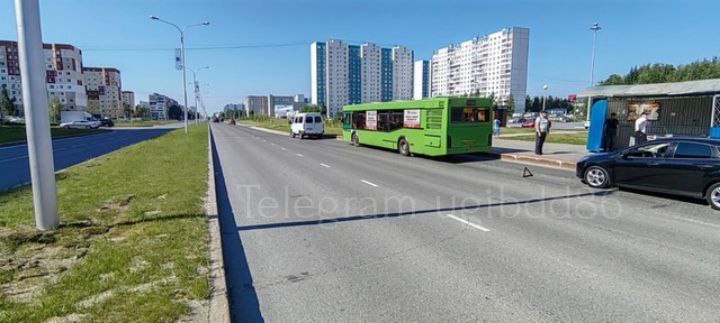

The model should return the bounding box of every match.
[496,152,576,171]
[205,125,231,323]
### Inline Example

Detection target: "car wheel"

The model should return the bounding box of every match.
[291,132,296,138]
[299,132,305,140]
[584,166,610,188]
[398,138,410,156]
[705,182,720,210]
[351,132,359,146]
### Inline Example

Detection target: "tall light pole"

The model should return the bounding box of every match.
[14,0,58,230]
[150,16,209,133]
[589,22,602,87]
[187,66,209,124]
[542,84,549,111]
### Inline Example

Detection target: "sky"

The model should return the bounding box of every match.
[1,0,719,113]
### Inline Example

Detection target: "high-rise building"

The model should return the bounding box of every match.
[0,41,87,111]
[148,93,178,120]
[121,91,135,110]
[413,60,431,100]
[83,67,122,118]
[310,39,414,118]
[430,27,529,112]
[244,95,268,116]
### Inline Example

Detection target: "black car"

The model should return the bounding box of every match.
[99,118,114,127]
[576,137,720,210]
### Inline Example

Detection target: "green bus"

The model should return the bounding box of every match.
[341,97,494,156]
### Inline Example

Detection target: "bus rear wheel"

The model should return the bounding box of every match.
[398,138,410,156]
[351,133,359,146]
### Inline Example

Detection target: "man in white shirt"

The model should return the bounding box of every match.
[634,111,649,145]
[535,111,550,155]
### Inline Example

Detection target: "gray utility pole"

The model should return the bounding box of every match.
[589,22,602,87]
[15,0,58,230]
[188,66,209,124]
[150,16,209,133]
[542,84,549,111]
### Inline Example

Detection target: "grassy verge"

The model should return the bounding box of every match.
[0,125,108,145]
[0,125,210,322]
[113,120,180,128]
[238,117,343,137]
[508,132,588,145]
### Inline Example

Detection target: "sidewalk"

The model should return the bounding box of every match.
[491,138,588,171]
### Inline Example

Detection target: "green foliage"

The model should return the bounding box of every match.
[48,97,63,124]
[133,105,150,119]
[601,57,720,85]
[300,104,322,113]
[524,95,574,113]
[0,86,17,119]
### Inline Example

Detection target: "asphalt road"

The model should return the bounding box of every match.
[0,128,172,191]
[211,123,720,322]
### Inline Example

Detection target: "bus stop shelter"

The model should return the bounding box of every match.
[579,79,720,152]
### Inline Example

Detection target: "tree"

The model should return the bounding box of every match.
[600,57,720,85]
[301,104,322,113]
[602,74,625,85]
[48,97,63,124]
[0,86,16,120]
[167,104,183,120]
[133,105,150,119]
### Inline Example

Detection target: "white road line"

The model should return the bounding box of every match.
[281,147,287,151]
[270,142,276,146]
[296,153,304,157]
[446,214,491,232]
[361,180,379,187]
[320,163,331,168]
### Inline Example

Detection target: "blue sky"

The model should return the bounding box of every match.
[1,0,719,113]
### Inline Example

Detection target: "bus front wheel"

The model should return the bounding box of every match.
[351,133,359,146]
[398,138,410,156]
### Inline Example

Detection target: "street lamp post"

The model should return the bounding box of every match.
[188,66,209,124]
[150,16,209,133]
[542,84,549,111]
[588,22,602,122]
[14,0,58,230]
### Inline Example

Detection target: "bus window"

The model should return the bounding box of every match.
[377,110,404,131]
[451,107,489,122]
[352,112,366,129]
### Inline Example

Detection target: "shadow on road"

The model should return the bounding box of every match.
[236,190,615,232]
[212,131,265,323]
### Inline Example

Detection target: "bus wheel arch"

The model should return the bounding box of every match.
[398,137,411,156]
[351,131,359,146]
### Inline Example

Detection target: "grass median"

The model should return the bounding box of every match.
[0,125,108,145]
[0,125,210,322]
[508,132,588,146]
[238,116,343,137]
[113,120,180,128]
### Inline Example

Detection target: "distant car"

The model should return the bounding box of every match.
[577,137,720,210]
[212,117,219,123]
[5,117,25,125]
[291,112,324,139]
[521,119,535,128]
[59,120,100,129]
[98,118,114,127]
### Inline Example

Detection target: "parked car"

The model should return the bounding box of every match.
[521,119,535,128]
[59,120,100,129]
[577,137,720,210]
[291,112,324,139]
[98,118,114,127]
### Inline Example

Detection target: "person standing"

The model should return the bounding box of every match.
[493,118,501,137]
[634,111,649,145]
[603,112,620,151]
[535,111,550,155]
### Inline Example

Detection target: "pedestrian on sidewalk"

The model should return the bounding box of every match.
[634,111,649,146]
[535,111,550,155]
[603,112,619,151]
[493,118,501,137]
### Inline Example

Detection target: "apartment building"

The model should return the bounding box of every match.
[84,67,122,118]
[310,39,414,118]
[413,60,431,100]
[0,41,87,111]
[148,93,178,120]
[244,95,268,116]
[121,91,135,110]
[430,27,529,112]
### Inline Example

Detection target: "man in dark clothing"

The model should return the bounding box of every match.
[603,113,620,151]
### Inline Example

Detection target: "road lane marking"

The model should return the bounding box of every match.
[320,163,331,168]
[446,214,491,232]
[361,180,379,187]
[270,142,276,146]
[296,153,304,157]
[281,147,287,151]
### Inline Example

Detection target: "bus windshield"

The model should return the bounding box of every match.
[451,107,489,123]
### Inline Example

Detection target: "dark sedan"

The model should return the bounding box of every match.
[576,137,720,210]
